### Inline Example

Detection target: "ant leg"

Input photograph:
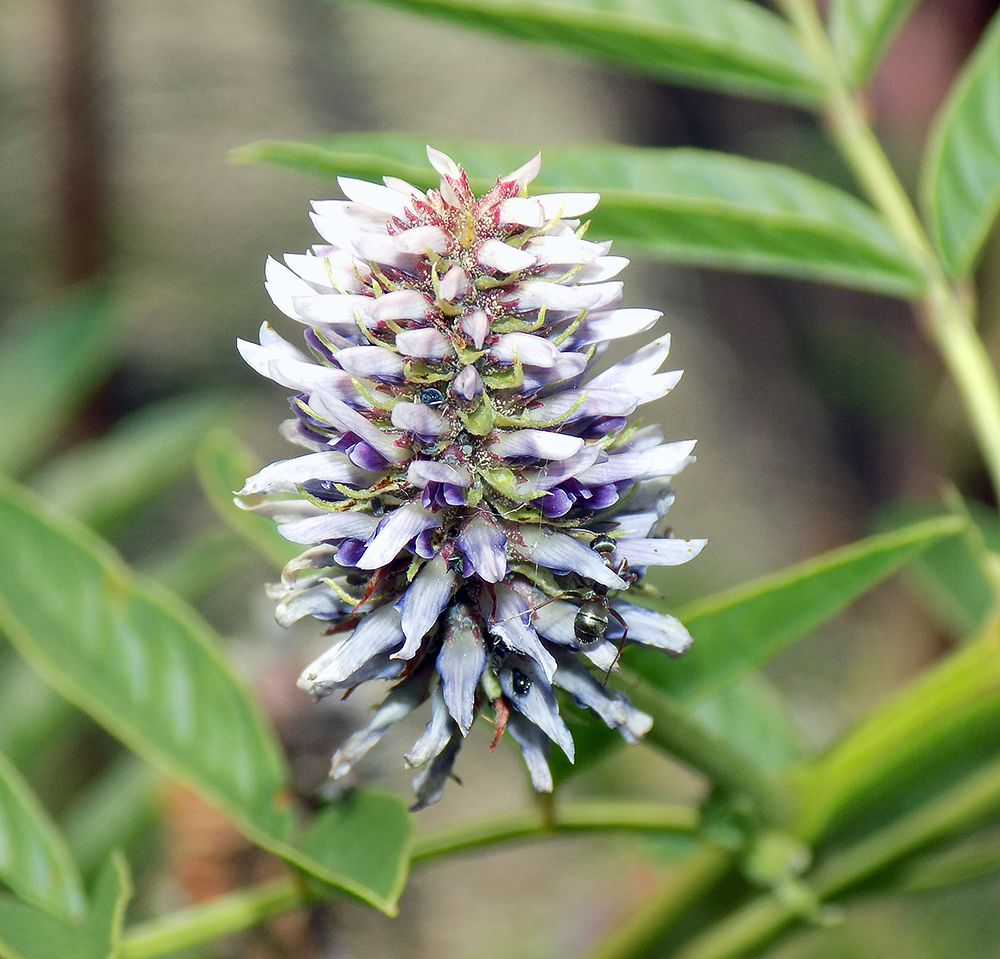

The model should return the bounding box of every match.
[604,606,630,685]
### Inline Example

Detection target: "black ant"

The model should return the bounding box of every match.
[569,533,640,679]
[492,532,638,682]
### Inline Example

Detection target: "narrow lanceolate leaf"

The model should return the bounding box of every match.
[627,515,966,703]
[0,750,85,920]
[797,623,1000,842]
[876,500,1000,639]
[0,476,294,841]
[194,428,299,571]
[235,135,925,296]
[0,287,118,478]
[0,854,130,959]
[31,394,230,531]
[829,0,921,86]
[0,477,411,912]
[921,11,1000,278]
[343,0,822,106]
[692,674,803,771]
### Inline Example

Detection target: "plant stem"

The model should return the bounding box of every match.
[619,676,794,827]
[778,0,1000,505]
[118,800,698,958]
[412,799,699,863]
[118,878,304,959]
[667,754,1000,959]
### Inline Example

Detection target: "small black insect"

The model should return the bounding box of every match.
[511,667,533,697]
[419,387,446,408]
[573,599,610,646]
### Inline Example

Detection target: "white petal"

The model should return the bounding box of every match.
[393,225,449,255]
[499,197,544,228]
[506,712,553,793]
[487,585,556,680]
[490,332,560,368]
[311,391,409,463]
[615,537,707,567]
[574,440,697,486]
[356,502,441,569]
[395,327,452,359]
[405,685,455,768]
[514,281,605,313]
[265,256,319,320]
[503,152,541,191]
[514,527,626,590]
[612,601,693,656]
[438,265,470,302]
[456,515,508,584]
[277,511,380,545]
[460,310,489,349]
[477,239,536,273]
[239,451,373,495]
[407,460,471,487]
[395,555,455,658]
[390,401,448,437]
[490,430,585,460]
[426,145,461,179]
[437,608,486,734]
[337,176,413,218]
[335,346,405,379]
[497,654,572,758]
[536,192,600,218]
[299,605,403,689]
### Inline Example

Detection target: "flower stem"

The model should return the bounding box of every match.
[118,878,304,959]
[619,676,794,827]
[777,0,1000,505]
[118,800,698,958]
[667,754,1000,959]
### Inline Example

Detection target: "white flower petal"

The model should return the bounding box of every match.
[477,238,536,273]
[337,176,414,218]
[514,527,627,590]
[356,502,441,569]
[395,555,456,658]
[615,537,707,567]
[239,451,373,495]
[490,430,585,460]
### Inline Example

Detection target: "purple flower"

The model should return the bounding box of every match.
[239,147,705,808]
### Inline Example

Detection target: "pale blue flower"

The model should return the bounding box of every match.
[240,147,705,808]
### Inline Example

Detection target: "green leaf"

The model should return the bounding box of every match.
[627,515,966,703]
[235,134,924,297]
[0,475,293,840]
[30,394,230,531]
[876,501,1000,638]
[344,0,822,107]
[692,674,803,771]
[829,0,921,86]
[921,10,1000,277]
[797,623,1000,843]
[0,477,411,912]
[301,791,413,909]
[62,755,159,876]
[0,287,119,478]
[194,428,298,571]
[0,749,85,920]
[0,853,131,959]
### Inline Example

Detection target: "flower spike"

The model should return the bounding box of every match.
[241,146,704,807]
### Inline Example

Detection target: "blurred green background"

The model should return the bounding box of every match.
[2,0,1000,956]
